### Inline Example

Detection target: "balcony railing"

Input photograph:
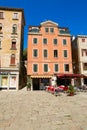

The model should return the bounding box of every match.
[59,30,70,34]
[29,28,40,34]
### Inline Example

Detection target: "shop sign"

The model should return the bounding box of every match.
[0,72,10,75]
[10,72,19,74]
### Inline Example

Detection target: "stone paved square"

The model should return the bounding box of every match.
[0,89,87,130]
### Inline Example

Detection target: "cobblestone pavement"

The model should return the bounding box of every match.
[0,88,87,130]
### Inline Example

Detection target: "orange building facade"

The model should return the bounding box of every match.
[27,20,73,90]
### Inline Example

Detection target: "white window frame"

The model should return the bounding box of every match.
[50,27,54,33]
[64,64,69,72]
[12,24,17,33]
[33,38,38,44]
[33,63,38,73]
[54,50,58,58]
[10,54,15,65]
[13,13,18,19]
[62,39,67,45]
[43,64,49,72]
[53,38,58,45]
[54,64,59,72]
[63,50,68,58]
[33,49,38,58]
[43,38,47,44]
[0,39,1,49]
[43,49,48,58]
[11,39,16,49]
[0,12,4,19]
[45,27,49,33]
[0,23,2,32]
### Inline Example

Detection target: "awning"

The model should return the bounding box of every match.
[31,75,52,78]
[56,73,87,78]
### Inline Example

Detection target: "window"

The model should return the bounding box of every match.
[82,49,87,56]
[83,63,87,70]
[53,39,57,45]
[54,50,58,57]
[64,64,69,72]
[0,12,3,19]
[33,38,37,44]
[1,76,8,86]
[10,54,15,65]
[0,23,2,32]
[33,49,38,57]
[10,76,16,88]
[44,64,48,72]
[33,64,38,72]
[0,39,1,49]
[45,27,54,33]
[0,57,1,68]
[63,39,67,45]
[13,13,18,19]
[12,24,17,33]
[82,38,85,42]
[54,64,58,72]
[45,28,49,33]
[11,39,16,49]
[64,50,68,57]
[50,28,54,33]
[43,38,47,44]
[43,49,48,58]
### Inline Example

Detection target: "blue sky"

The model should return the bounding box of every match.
[1,0,87,49]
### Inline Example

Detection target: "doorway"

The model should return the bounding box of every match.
[57,78,71,86]
[32,78,39,90]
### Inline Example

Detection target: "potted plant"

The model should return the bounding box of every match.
[67,84,75,96]
[27,76,32,91]
[27,83,31,91]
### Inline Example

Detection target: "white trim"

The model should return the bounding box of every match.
[78,35,87,38]
[63,49,68,58]
[32,48,39,58]
[0,39,2,48]
[32,37,38,44]
[62,38,67,45]
[13,12,18,19]
[64,63,69,72]
[54,63,59,73]
[43,63,49,73]
[53,38,58,45]
[0,11,4,19]
[43,49,48,58]
[32,63,39,73]
[40,20,58,26]
[43,38,48,44]
[50,27,54,33]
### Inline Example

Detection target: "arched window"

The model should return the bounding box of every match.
[11,39,16,49]
[12,24,17,33]
[0,23,2,32]
[10,54,15,65]
[0,39,1,49]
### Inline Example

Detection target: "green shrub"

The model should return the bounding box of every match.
[67,84,75,95]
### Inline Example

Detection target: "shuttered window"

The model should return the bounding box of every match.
[10,54,15,65]
[0,12,3,19]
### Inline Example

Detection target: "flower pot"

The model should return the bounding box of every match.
[68,92,74,96]
[27,88,31,91]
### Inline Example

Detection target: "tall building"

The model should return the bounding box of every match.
[72,35,87,86]
[0,7,25,90]
[27,20,73,90]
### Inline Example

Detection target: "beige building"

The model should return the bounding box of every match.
[0,7,25,90]
[72,35,87,86]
